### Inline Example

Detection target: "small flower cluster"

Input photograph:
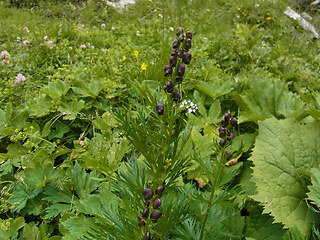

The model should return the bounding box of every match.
[80,43,94,49]
[23,40,30,46]
[138,186,165,240]
[180,100,198,113]
[1,51,10,63]
[218,110,237,148]
[23,26,29,32]
[14,73,26,86]
[43,36,53,45]
[157,27,193,116]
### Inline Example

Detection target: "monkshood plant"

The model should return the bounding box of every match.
[94,27,242,240]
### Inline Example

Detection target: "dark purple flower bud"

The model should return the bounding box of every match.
[177,64,185,76]
[156,104,164,115]
[138,220,146,227]
[144,201,150,207]
[144,231,151,240]
[138,216,146,227]
[219,127,226,138]
[227,129,231,136]
[172,92,181,102]
[184,38,192,50]
[170,55,177,67]
[150,211,162,222]
[228,133,235,141]
[172,39,180,49]
[142,207,150,219]
[177,48,184,58]
[230,117,237,127]
[182,53,192,64]
[226,152,233,160]
[176,75,183,84]
[224,110,231,122]
[165,81,174,93]
[171,49,177,56]
[153,198,161,209]
[179,34,185,42]
[219,139,227,147]
[176,27,183,36]
[186,31,192,39]
[143,188,154,200]
[221,119,227,127]
[155,186,164,197]
[164,65,173,77]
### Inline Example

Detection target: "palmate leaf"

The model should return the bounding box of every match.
[250,118,320,236]
[234,77,303,123]
[8,183,42,213]
[70,162,101,200]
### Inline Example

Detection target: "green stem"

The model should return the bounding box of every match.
[199,151,225,240]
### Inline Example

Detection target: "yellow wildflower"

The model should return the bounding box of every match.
[123,56,126,61]
[134,51,139,57]
[311,2,314,4]
[26,30,30,33]
[148,0,152,2]
[206,9,211,12]
[8,54,11,57]
[237,8,241,10]
[141,62,147,70]
[267,17,271,20]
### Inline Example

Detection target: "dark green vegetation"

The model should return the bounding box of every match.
[1,0,320,239]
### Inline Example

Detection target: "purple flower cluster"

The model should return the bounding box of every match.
[218,110,237,148]
[138,186,165,239]
[157,27,193,115]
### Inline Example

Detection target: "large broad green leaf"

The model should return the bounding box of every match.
[307,168,320,208]
[250,118,320,236]
[244,201,286,240]
[235,78,303,123]
[197,80,233,100]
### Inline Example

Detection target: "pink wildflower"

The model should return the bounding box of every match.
[101,23,106,28]
[1,51,9,59]
[15,73,26,85]
[23,26,28,31]
[81,24,85,28]
[43,36,49,41]
[111,26,115,31]
[2,59,8,63]
[23,40,30,46]
[80,44,86,48]
[47,40,53,44]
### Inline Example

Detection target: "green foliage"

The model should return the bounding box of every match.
[0,0,320,238]
[250,117,320,236]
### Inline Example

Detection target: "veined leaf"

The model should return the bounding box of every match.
[307,168,320,208]
[197,80,233,100]
[244,201,286,240]
[250,118,320,236]
[235,77,303,123]
[24,163,56,188]
[43,80,71,98]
